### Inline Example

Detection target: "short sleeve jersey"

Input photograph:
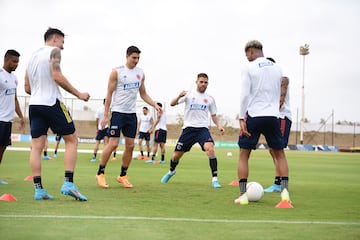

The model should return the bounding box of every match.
[139,114,152,132]
[111,65,143,113]
[0,68,18,122]
[239,57,282,118]
[27,46,63,106]
[95,105,108,130]
[178,90,217,129]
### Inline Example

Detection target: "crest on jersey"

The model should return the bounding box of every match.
[136,74,141,80]
[203,98,208,104]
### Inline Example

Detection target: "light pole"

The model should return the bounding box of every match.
[299,44,309,144]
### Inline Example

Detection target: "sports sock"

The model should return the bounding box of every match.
[281,176,289,190]
[97,165,106,175]
[120,166,128,177]
[54,150,57,154]
[43,151,48,157]
[170,159,178,172]
[93,153,97,158]
[113,152,116,157]
[161,154,165,160]
[64,171,74,182]
[209,157,218,177]
[275,176,281,185]
[239,178,247,194]
[151,154,155,160]
[147,152,150,157]
[140,151,144,156]
[33,176,43,189]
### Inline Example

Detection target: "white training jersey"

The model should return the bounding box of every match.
[239,57,282,118]
[27,46,63,106]
[0,68,18,122]
[139,114,153,132]
[95,105,108,130]
[178,90,217,129]
[111,65,143,113]
[279,80,292,120]
[155,112,167,131]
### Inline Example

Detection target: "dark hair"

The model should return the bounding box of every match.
[4,49,20,58]
[156,102,162,108]
[266,57,276,63]
[244,40,263,52]
[44,27,65,41]
[143,106,148,110]
[197,73,208,79]
[127,46,141,56]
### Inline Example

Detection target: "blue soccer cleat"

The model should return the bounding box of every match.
[90,157,96,163]
[34,189,54,200]
[264,184,281,193]
[161,171,176,183]
[212,180,222,188]
[43,156,51,160]
[61,181,87,201]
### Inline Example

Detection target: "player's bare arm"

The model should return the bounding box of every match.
[211,114,225,135]
[280,76,289,108]
[50,48,90,101]
[101,69,117,129]
[24,70,31,94]
[170,90,187,106]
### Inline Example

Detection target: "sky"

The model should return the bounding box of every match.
[1,0,359,124]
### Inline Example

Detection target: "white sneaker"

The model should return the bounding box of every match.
[234,193,248,205]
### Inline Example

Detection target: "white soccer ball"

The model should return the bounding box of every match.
[246,182,264,202]
[226,152,233,157]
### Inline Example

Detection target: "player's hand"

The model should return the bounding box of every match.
[240,119,251,137]
[79,92,90,101]
[101,116,109,129]
[18,118,25,131]
[219,127,225,135]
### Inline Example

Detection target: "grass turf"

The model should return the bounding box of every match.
[0,143,359,240]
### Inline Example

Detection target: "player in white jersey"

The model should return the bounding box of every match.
[235,40,292,207]
[264,75,293,193]
[24,28,90,201]
[95,46,162,189]
[137,106,153,160]
[0,50,25,184]
[148,102,167,164]
[160,73,225,188]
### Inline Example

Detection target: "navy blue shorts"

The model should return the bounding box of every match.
[96,128,109,141]
[0,121,12,146]
[29,99,75,138]
[280,117,292,147]
[108,112,137,138]
[139,131,150,141]
[175,127,214,152]
[154,129,167,143]
[238,115,284,150]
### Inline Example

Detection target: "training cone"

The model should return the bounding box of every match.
[24,176,33,181]
[0,193,17,201]
[229,180,239,186]
[275,200,294,208]
[153,161,159,165]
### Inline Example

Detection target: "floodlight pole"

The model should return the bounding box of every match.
[299,44,309,144]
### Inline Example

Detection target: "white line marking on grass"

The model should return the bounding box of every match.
[0,214,359,225]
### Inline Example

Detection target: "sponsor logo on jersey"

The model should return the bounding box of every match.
[123,81,140,90]
[5,88,16,95]
[258,61,274,68]
[189,103,207,110]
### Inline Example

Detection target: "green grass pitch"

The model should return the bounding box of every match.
[0,142,359,240]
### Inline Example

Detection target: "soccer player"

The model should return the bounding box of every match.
[137,106,153,160]
[160,73,224,188]
[91,99,109,163]
[0,49,25,185]
[148,102,167,164]
[264,76,292,192]
[235,40,291,206]
[95,46,162,189]
[24,27,90,201]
